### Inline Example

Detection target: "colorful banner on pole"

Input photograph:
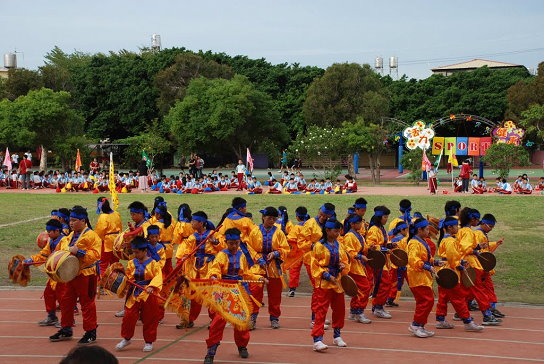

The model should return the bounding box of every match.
[432,137,492,156]
[403,121,435,150]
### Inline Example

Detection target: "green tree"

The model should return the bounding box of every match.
[4,68,44,100]
[154,53,234,115]
[303,63,389,127]
[0,88,85,170]
[483,143,530,179]
[506,62,544,122]
[400,148,426,184]
[519,104,544,143]
[40,46,91,93]
[166,75,288,160]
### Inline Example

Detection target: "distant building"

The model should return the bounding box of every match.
[431,59,526,76]
[0,68,8,79]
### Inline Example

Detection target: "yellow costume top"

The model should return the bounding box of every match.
[310,239,350,292]
[59,228,102,276]
[407,236,433,288]
[457,226,483,270]
[343,230,368,277]
[218,212,255,244]
[173,221,194,260]
[125,257,163,308]
[153,220,175,259]
[207,249,261,281]
[366,225,391,271]
[437,235,463,279]
[300,217,325,265]
[247,225,289,278]
[94,211,122,253]
[178,230,225,278]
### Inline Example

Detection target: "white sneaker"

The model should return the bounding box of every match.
[114,309,125,318]
[115,338,131,351]
[408,325,429,338]
[436,320,455,329]
[143,343,153,352]
[348,313,356,321]
[373,308,392,319]
[464,321,484,332]
[333,337,347,347]
[421,327,435,337]
[313,340,328,352]
[355,313,372,324]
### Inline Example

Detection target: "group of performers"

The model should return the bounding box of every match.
[18,195,507,362]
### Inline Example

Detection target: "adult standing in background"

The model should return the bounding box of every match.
[19,154,33,190]
[188,154,197,177]
[279,149,288,172]
[12,152,19,170]
[196,155,204,178]
[459,159,472,193]
[138,157,149,192]
[235,159,247,191]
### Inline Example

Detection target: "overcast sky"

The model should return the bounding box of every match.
[2,0,544,79]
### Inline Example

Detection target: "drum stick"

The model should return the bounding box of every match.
[126,279,167,302]
[462,269,475,286]
[23,261,44,266]
[477,254,490,261]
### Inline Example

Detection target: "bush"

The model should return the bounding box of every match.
[483,143,530,179]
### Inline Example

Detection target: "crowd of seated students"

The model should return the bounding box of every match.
[450,172,543,195]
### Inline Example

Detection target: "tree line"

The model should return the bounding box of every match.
[0,45,541,181]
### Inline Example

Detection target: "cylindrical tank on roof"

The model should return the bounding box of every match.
[389,56,398,69]
[151,34,161,50]
[375,56,383,69]
[4,53,16,69]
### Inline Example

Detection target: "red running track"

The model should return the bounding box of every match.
[0,288,543,364]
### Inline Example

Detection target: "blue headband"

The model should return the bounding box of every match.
[225,233,241,241]
[400,206,412,212]
[480,219,495,226]
[396,222,408,231]
[130,208,146,214]
[320,205,335,216]
[325,220,340,229]
[154,207,166,215]
[147,228,160,235]
[45,225,61,232]
[233,202,246,209]
[348,215,363,224]
[353,204,367,209]
[70,212,87,220]
[414,220,429,229]
[468,212,481,220]
[439,219,458,229]
[374,210,387,217]
[192,215,207,223]
[96,201,103,215]
[52,211,69,221]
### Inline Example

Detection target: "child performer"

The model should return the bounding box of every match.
[203,228,266,364]
[343,214,372,324]
[310,219,350,352]
[473,214,506,318]
[366,206,393,319]
[95,197,122,277]
[115,237,163,352]
[247,207,289,329]
[286,206,310,297]
[407,218,440,338]
[24,219,66,326]
[457,208,502,325]
[388,199,412,236]
[386,221,409,307]
[49,206,101,344]
[275,206,293,235]
[173,204,194,255]
[435,217,484,332]
[153,203,175,277]
[177,211,224,328]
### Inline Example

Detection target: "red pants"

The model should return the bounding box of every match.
[372,268,392,307]
[61,274,97,331]
[436,284,470,320]
[482,272,497,303]
[349,273,371,311]
[44,280,65,313]
[206,313,249,348]
[388,268,407,301]
[249,278,282,318]
[305,264,319,315]
[410,285,434,326]
[311,287,345,338]
[99,251,119,278]
[288,259,303,288]
[237,173,244,190]
[121,295,160,343]
[466,269,490,311]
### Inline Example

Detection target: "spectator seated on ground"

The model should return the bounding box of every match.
[268,178,283,194]
[453,177,463,192]
[344,175,358,193]
[534,177,544,191]
[495,178,513,194]
[517,177,533,194]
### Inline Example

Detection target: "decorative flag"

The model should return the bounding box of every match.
[468,138,481,156]
[109,152,119,211]
[3,147,12,170]
[75,149,82,171]
[431,137,444,155]
[421,150,432,172]
[142,150,152,169]
[456,137,468,156]
[246,148,254,172]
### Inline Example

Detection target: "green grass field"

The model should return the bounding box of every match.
[1,193,542,304]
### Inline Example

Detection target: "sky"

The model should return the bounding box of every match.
[2,0,544,79]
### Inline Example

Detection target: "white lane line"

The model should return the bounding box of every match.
[0,355,291,364]
[0,215,50,228]
[182,339,544,362]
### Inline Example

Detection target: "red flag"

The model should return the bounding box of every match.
[3,147,12,170]
[75,149,82,171]
[421,149,432,172]
[246,148,254,172]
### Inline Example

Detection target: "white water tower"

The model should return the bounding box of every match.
[151,34,161,52]
[389,56,398,78]
[4,53,17,69]
[375,56,383,74]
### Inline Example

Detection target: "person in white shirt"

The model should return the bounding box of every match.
[235,160,247,191]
